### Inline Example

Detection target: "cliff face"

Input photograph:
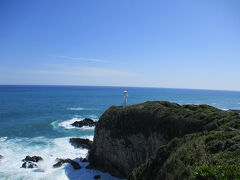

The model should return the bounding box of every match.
[128,128,240,180]
[89,101,240,179]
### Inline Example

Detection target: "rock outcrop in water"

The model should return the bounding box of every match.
[22,156,43,162]
[53,158,81,169]
[88,101,240,179]
[70,138,93,150]
[21,156,43,168]
[22,162,38,168]
[71,118,96,128]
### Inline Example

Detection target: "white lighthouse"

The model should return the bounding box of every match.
[123,90,128,108]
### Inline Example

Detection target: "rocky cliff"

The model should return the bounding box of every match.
[89,101,240,179]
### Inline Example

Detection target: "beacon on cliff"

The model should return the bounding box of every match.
[123,90,128,108]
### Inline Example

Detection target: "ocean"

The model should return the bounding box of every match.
[0,85,240,180]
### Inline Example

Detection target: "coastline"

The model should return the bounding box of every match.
[1,86,240,179]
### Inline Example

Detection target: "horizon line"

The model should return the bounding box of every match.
[0,84,240,92]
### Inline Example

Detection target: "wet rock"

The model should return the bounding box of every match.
[69,138,93,150]
[70,161,81,170]
[53,158,81,170]
[21,155,43,168]
[22,161,37,168]
[52,158,69,168]
[0,155,3,162]
[22,155,43,162]
[80,158,88,163]
[71,118,96,128]
[94,175,101,179]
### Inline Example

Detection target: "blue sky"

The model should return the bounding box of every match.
[0,0,240,90]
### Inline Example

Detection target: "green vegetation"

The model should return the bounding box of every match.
[124,101,240,180]
[129,128,240,179]
[99,101,239,140]
[193,165,240,180]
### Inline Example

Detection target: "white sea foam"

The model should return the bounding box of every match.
[67,107,98,111]
[81,135,94,141]
[68,107,86,111]
[58,118,95,130]
[80,126,95,130]
[0,136,85,180]
[88,114,98,120]
[58,118,82,130]
[0,136,121,180]
[0,137,7,142]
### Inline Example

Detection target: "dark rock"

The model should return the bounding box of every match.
[22,156,43,162]
[0,155,3,162]
[80,157,88,163]
[85,164,92,169]
[94,175,101,179]
[69,160,81,170]
[89,101,240,178]
[70,138,92,150]
[21,161,37,168]
[53,158,81,170]
[21,155,43,169]
[52,158,69,168]
[71,118,96,128]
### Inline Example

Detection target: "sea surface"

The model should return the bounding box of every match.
[1,85,240,180]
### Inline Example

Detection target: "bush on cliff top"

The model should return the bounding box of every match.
[98,101,239,140]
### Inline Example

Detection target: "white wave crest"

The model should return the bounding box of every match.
[58,118,95,130]
[67,107,85,111]
[81,135,94,141]
[0,136,121,180]
[58,118,82,130]
[0,137,86,179]
[0,137,7,142]
[67,107,98,111]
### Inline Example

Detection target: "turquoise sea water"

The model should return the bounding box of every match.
[0,85,240,179]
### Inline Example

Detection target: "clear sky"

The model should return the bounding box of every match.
[0,0,240,90]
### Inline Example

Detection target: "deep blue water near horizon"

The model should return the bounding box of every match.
[1,85,240,179]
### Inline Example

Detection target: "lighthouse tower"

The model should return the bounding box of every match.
[123,90,128,108]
